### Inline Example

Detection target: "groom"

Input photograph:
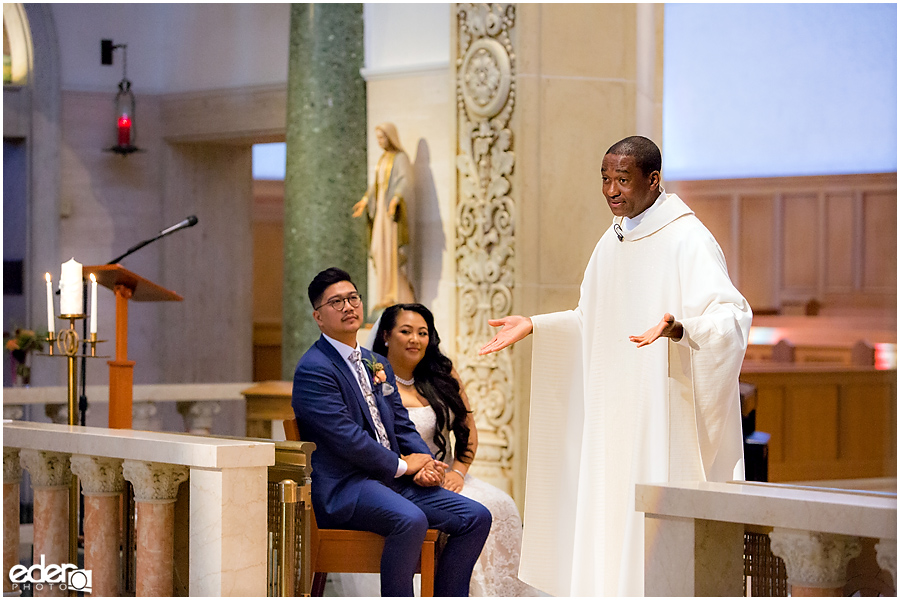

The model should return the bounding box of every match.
[292,267,491,596]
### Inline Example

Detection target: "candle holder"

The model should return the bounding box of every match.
[40,313,107,567]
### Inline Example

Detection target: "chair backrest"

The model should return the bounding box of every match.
[284,418,300,441]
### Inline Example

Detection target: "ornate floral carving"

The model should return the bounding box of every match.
[769,528,862,589]
[456,3,516,489]
[4,447,22,483]
[122,460,188,503]
[19,449,71,488]
[70,455,125,496]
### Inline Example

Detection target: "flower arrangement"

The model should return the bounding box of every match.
[362,356,387,384]
[4,327,46,385]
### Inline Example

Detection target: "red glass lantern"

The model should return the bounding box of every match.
[102,39,141,155]
[112,78,137,153]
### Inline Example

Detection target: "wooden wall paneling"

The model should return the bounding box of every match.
[824,191,856,292]
[741,366,897,482]
[752,383,785,464]
[739,194,778,311]
[838,383,886,462]
[784,383,839,464]
[781,192,819,297]
[862,190,897,292]
[683,193,735,273]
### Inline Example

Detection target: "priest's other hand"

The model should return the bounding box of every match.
[629,313,683,347]
[479,315,534,355]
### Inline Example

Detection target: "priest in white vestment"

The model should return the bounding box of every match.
[480,136,752,596]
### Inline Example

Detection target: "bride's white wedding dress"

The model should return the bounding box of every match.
[407,405,538,597]
[327,405,538,597]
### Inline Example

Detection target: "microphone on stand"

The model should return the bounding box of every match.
[108,215,199,264]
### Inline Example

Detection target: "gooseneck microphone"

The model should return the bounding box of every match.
[108,215,199,264]
[159,215,198,237]
[613,223,624,242]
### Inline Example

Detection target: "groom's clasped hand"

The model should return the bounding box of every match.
[403,453,449,487]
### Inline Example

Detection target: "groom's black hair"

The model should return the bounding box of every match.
[308,267,357,308]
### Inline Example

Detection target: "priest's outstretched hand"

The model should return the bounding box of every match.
[479,315,534,355]
[629,313,684,347]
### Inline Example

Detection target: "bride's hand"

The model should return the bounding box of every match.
[443,469,465,493]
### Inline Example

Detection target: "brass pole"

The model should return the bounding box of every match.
[277,480,297,597]
[298,479,312,597]
[67,352,80,585]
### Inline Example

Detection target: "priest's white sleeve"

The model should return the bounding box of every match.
[674,225,752,482]
[518,309,585,597]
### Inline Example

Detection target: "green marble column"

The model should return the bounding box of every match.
[283,3,367,376]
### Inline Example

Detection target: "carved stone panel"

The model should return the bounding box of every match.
[455,4,517,492]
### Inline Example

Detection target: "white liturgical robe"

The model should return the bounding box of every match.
[518,192,751,596]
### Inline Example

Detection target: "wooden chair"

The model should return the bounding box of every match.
[283,418,439,596]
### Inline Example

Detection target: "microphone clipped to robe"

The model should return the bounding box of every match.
[614,223,624,242]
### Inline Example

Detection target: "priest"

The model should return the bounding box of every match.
[479,135,752,596]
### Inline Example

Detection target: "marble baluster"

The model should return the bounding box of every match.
[43,404,68,425]
[176,401,221,435]
[19,450,71,598]
[3,405,24,421]
[70,456,124,597]
[4,448,22,594]
[132,401,160,432]
[769,528,862,596]
[875,539,897,590]
[122,460,188,597]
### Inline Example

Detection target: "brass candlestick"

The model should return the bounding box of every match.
[42,315,107,573]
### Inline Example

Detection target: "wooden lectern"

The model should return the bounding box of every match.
[85,264,182,428]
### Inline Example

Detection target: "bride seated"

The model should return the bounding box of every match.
[371,303,538,597]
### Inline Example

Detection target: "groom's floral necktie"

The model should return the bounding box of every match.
[350,349,391,449]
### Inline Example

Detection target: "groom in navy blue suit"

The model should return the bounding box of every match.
[292,267,491,596]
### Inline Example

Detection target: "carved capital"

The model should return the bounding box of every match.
[70,455,125,496]
[122,460,188,503]
[4,447,22,483]
[769,528,862,589]
[19,449,72,488]
[177,400,221,435]
[875,539,897,589]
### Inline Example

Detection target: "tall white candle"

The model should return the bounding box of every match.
[59,258,83,315]
[89,274,98,334]
[45,273,55,334]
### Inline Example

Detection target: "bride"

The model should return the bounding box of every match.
[372,303,537,597]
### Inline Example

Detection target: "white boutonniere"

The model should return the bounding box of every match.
[381,382,395,396]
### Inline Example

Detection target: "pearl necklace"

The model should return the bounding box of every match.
[395,374,415,386]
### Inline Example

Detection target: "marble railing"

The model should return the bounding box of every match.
[3,421,274,596]
[3,383,252,434]
[636,480,897,596]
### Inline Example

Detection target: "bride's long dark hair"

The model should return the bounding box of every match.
[373,304,472,464]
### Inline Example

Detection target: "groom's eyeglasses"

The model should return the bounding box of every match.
[316,293,362,311]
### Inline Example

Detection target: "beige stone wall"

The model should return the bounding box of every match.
[364,68,458,358]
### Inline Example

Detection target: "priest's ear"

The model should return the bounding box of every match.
[648,170,661,191]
